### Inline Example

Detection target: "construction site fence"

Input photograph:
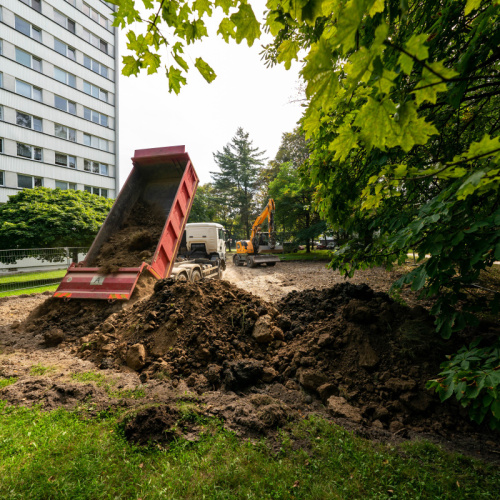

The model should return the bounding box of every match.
[0,247,88,294]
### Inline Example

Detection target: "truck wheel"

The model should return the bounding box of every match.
[191,269,202,282]
[176,272,189,282]
[233,255,243,267]
[248,256,257,268]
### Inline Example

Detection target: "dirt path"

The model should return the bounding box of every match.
[223,257,422,305]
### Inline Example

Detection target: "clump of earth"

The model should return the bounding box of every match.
[15,278,499,450]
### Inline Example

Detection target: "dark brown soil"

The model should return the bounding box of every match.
[93,201,165,272]
[3,269,498,460]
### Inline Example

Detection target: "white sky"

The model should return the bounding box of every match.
[117,1,304,187]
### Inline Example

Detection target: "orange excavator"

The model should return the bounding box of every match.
[233,199,283,268]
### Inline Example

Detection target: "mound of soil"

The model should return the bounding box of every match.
[92,201,165,273]
[18,277,499,448]
[36,278,488,439]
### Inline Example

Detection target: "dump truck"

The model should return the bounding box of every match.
[233,199,282,267]
[53,146,225,300]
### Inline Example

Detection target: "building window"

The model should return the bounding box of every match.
[0,139,3,154]
[84,186,107,197]
[83,107,108,127]
[84,159,108,175]
[54,10,75,33]
[15,16,42,42]
[54,95,76,115]
[0,72,2,87]
[55,180,77,190]
[54,123,76,142]
[0,170,4,185]
[16,111,43,132]
[15,48,42,72]
[83,81,108,102]
[54,39,76,60]
[54,67,76,88]
[55,153,76,168]
[15,80,42,101]
[84,134,108,151]
[82,28,108,54]
[20,0,41,13]
[0,106,3,120]
[83,55,108,78]
[83,3,110,30]
[18,174,43,189]
[17,143,42,161]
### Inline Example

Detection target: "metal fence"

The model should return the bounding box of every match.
[0,247,88,294]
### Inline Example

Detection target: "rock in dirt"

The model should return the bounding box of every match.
[252,315,275,343]
[43,328,65,347]
[298,369,329,392]
[327,396,363,423]
[224,359,263,390]
[126,344,146,371]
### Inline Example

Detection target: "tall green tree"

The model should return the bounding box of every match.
[211,128,266,239]
[0,188,113,250]
[267,128,325,251]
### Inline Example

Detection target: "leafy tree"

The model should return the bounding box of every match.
[267,128,325,251]
[0,188,113,250]
[189,182,239,240]
[111,0,261,93]
[211,128,266,239]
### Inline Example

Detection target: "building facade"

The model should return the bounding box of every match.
[0,0,119,204]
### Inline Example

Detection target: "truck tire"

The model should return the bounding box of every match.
[248,256,257,268]
[191,269,202,282]
[233,255,244,267]
[176,272,189,282]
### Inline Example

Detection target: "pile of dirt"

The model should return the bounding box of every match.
[38,278,491,439]
[92,201,165,273]
[17,275,500,451]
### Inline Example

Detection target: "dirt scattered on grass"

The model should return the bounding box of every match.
[92,201,165,272]
[1,262,499,460]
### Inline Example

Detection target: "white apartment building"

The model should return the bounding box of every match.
[0,0,119,203]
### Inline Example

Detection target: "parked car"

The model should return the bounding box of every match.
[326,242,336,250]
[316,243,327,250]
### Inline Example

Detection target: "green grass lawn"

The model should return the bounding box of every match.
[0,269,66,298]
[0,402,498,499]
[280,250,332,261]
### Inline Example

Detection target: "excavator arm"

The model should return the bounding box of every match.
[250,199,276,248]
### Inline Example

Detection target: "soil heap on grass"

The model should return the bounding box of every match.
[43,278,492,438]
[92,200,165,274]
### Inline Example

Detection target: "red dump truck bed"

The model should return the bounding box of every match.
[54,145,199,300]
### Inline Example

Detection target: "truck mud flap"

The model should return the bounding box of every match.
[53,263,146,300]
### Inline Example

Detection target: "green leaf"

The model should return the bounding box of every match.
[215,0,233,15]
[413,61,458,106]
[217,18,236,43]
[122,55,141,77]
[166,65,187,94]
[277,40,300,70]
[173,53,189,72]
[195,57,217,83]
[464,0,482,16]
[193,0,212,17]
[354,96,397,150]
[405,34,429,61]
[230,3,261,46]
[142,51,161,75]
[393,102,439,152]
[334,0,376,52]
[328,126,359,162]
